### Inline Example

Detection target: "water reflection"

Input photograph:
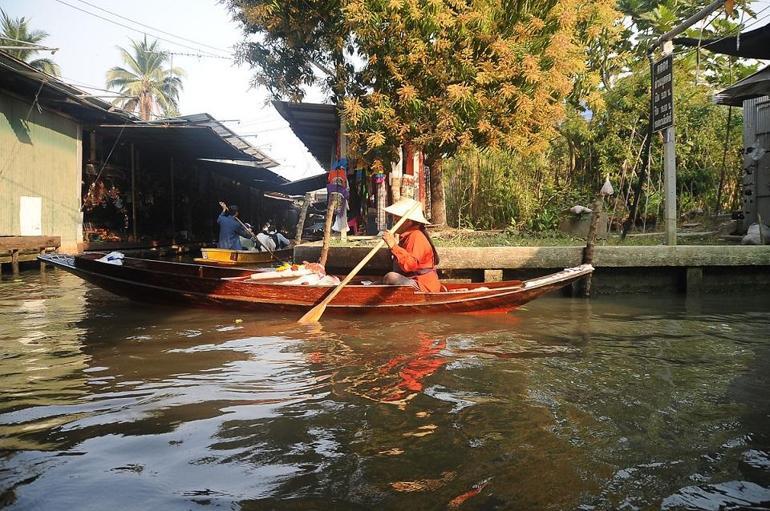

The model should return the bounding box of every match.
[0,270,769,510]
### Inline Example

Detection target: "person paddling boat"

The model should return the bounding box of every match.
[381,198,441,292]
[217,201,251,250]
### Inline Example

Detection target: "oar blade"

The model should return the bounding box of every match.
[298,303,325,324]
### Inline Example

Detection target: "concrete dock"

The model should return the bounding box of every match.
[294,244,770,294]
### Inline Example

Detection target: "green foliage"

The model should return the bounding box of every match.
[0,9,60,76]
[227,1,619,160]
[105,37,185,120]
[527,207,561,233]
[229,0,755,234]
[444,148,542,230]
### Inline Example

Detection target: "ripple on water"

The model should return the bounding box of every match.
[1,274,770,510]
[661,480,770,510]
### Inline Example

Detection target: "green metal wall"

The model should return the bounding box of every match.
[0,93,82,251]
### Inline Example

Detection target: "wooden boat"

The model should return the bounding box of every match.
[39,253,593,315]
[193,247,293,266]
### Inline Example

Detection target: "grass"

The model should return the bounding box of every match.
[327,228,734,247]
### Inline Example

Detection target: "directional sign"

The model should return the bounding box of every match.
[652,55,673,132]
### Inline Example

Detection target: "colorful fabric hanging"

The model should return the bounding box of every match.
[376,180,387,231]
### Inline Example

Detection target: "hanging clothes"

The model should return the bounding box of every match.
[376,174,387,232]
[328,159,349,233]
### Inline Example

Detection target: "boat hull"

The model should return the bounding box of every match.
[39,253,593,315]
[194,247,292,265]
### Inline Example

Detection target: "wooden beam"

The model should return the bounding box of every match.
[0,236,61,251]
[131,143,137,241]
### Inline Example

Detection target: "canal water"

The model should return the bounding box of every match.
[1,270,769,510]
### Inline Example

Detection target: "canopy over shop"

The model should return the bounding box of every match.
[1,48,332,251]
[82,117,289,249]
[273,100,432,236]
[676,22,770,230]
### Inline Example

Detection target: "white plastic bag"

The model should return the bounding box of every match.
[600,177,614,197]
[96,251,124,265]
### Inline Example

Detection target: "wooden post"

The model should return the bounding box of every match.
[130,143,137,242]
[581,197,604,297]
[295,192,312,245]
[319,193,340,267]
[39,248,46,272]
[11,249,20,275]
[170,156,176,244]
[686,267,703,295]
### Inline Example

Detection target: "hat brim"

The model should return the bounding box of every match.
[384,204,430,224]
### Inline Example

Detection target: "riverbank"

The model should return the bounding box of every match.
[296,243,770,295]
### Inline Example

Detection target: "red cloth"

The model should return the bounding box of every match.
[390,227,441,292]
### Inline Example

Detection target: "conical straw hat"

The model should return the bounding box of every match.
[384,198,429,224]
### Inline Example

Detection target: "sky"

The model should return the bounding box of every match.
[0,0,325,180]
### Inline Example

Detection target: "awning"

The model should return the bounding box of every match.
[173,113,279,169]
[279,172,327,195]
[715,65,770,106]
[197,159,287,186]
[97,125,258,161]
[272,101,339,168]
[198,160,326,196]
[673,22,770,59]
[0,50,132,124]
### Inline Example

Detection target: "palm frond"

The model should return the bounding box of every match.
[107,37,186,120]
[0,9,59,72]
[28,58,60,77]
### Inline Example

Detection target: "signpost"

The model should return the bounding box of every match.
[653,51,677,245]
[645,0,726,246]
[652,55,673,132]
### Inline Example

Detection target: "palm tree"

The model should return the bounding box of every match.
[106,37,185,120]
[0,9,61,76]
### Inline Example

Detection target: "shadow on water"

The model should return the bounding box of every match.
[0,269,769,510]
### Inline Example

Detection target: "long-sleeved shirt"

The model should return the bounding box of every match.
[217,213,250,250]
[390,227,441,292]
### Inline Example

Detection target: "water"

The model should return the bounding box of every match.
[1,270,769,510]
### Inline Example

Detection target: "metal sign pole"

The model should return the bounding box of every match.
[647,0,726,245]
[652,47,676,245]
[663,126,677,245]
[662,44,677,245]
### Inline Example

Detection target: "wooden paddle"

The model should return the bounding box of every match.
[298,201,421,324]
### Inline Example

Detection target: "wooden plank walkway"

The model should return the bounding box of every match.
[0,236,61,274]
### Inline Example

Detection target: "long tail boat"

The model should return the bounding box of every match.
[38,253,593,315]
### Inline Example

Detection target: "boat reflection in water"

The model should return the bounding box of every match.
[2,271,770,510]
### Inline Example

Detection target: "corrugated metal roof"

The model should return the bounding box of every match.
[272,101,339,168]
[716,66,770,107]
[174,113,279,168]
[197,159,288,185]
[675,22,770,60]
[96,124,263,161]
[0,49,133,124]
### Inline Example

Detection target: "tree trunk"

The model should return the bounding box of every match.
[715,106,733,215]
[428,156,446,226]
[581,196,604,297]
[622,132,652,239]
[294,192,312,244]
[623,57,655,240]
[319,193,340,267]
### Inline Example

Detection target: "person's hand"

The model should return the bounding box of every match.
[218,201,227,211]
[382,231,396,249]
